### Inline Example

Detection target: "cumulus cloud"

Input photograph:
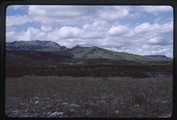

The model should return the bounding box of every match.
[108,25,129,36]
[51,26,83,39]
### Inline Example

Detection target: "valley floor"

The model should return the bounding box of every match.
[5,76,172,118]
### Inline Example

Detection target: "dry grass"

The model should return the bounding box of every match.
[5,76,172,118]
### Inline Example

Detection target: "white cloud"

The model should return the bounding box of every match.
[108,25,129,36]
[6,27,48,41]
[81,19,109,39]
[140,6,173,15]
[6,31,18,42]
[6,20,173,57]
[28,6,87,17]
[83,19,108,32]
[27,5,93,25]
[8,5,27,10]
[40,25,52,32]
[98,6,130,20]
[19,27,40,40]
[148,38,160,44]
[103,21,173,57]
[26,6,134,25]
[129,22,173,37]
[133,22,151,33]
[55,26,83,39]
[6,15,32,27]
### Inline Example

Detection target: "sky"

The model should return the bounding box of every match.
[6,5,173,57]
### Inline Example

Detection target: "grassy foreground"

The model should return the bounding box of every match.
[5,76,172,118]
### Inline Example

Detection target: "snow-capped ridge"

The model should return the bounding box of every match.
[6,40,66,51]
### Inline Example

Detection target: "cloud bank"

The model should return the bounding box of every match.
[6,5,173,57]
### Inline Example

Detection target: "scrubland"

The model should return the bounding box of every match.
[5,76,172,118]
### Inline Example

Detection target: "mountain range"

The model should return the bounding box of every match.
[6,40,172,65]
[6,40,67,51]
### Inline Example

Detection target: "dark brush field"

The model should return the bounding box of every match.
[5,50,173,118]
[6,76,172,118]
[5,50,172,78]
[6,63,172,78]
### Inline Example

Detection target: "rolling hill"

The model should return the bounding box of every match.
[67,46,171,64]
[5,40,172,77]
[6,40,172,65]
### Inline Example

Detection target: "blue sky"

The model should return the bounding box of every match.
[6,5,173,57]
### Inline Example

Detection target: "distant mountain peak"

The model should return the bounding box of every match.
[144,55,169,59]
[6,40,67,51]
[72,45,83,49]
[90,46,98,48]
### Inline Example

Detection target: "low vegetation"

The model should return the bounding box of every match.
[6,63,172,78]
[5,76,172,118]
